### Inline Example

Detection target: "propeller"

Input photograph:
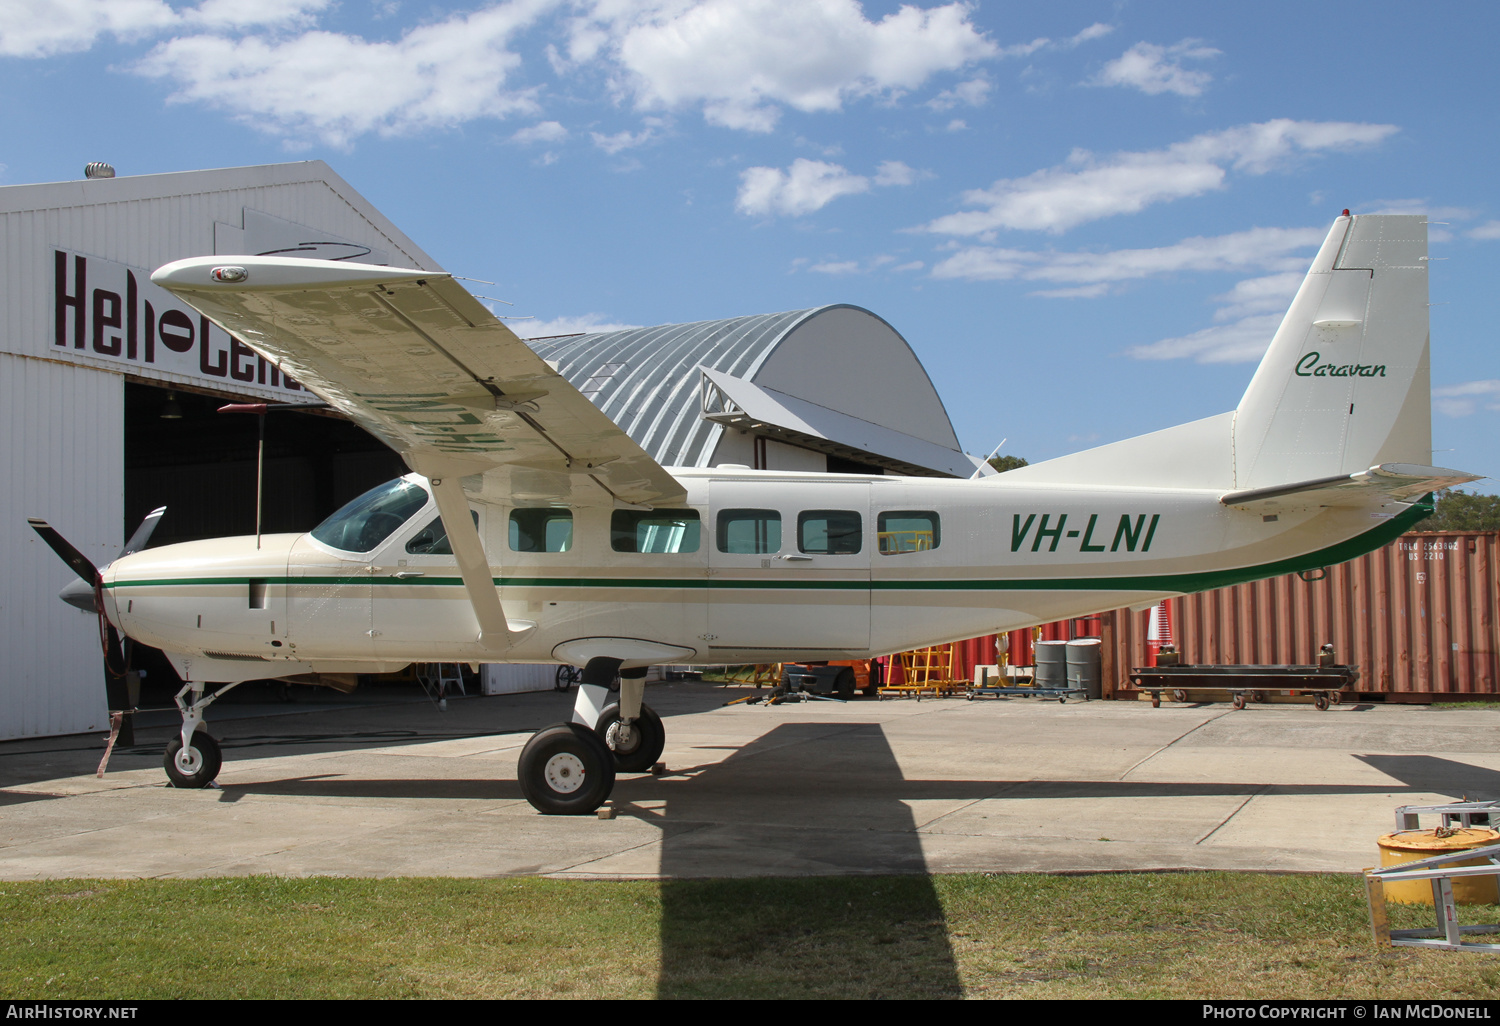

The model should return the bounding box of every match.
[27,507,167,764]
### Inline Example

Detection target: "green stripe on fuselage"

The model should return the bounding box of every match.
[105,498,1430,597]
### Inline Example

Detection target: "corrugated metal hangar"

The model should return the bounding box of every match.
[1,160,980,740]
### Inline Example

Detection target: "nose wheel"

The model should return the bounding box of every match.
[164,730,222,788]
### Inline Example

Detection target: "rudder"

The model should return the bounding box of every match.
[1233,213,1430,491]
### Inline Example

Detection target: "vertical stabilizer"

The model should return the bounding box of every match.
[1233,214,1430,490]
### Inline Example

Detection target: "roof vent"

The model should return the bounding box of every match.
[84,162,115,180]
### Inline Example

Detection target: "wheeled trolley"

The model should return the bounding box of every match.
[1129,662,1359,710]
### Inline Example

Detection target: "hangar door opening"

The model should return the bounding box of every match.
[124,381,407,547]
[122,381,408,703]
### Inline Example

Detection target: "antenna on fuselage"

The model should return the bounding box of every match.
[218,401,330,548]
[971,438,1008,480]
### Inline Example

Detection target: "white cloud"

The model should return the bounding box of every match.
[575,0,997,132]
[511,120,568,144]
[591,125,659,153]
[809,260,860,275]
[737,159,869,216]
[1090,39,1219,97]
[1067,22,1113,46]
[931,232,1320,365]
[930,226,1325,284]
[1029,283,1110,299]
[1209,271,1304,321]
[945,118,966,132]
[1432,380,1500,417]
[1127,313,1285,364]
[872,160,924,186]
[515,313,643,338]
[134,0,555,147]
[1469,221,1500,240]
[922,119,1399,235]
[926,76,989,110]
[0,0,331,57]
[737,156,922,217]
[1126,267,1309,365]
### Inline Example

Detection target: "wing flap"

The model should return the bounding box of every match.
[1221,463,1481,514]
[150,256,684,507]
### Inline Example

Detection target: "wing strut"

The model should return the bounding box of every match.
[420,466,523,652]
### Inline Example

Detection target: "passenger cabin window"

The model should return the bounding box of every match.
[510,508,574,553]
[717,509,781,554]
[798,510,862,555]
[877,511,940,555]
[611,509,701,553]
[311,478,429,553]
[406,510,480,555]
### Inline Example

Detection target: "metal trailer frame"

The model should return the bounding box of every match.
[966,667,1089,704]
[1367,856,1500,951]
[1393,800,1500,831]
[1127,663,1359,709]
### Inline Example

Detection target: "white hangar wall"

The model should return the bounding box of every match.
[0,162,437,740]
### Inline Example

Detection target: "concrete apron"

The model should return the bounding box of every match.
[1,683,1497,880]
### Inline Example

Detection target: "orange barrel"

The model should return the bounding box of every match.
[1376,828,1500,905]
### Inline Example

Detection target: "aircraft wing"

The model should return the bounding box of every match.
[150,256,685,508]
[1220,463,1480,515]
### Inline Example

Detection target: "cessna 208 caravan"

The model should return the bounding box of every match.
[28,213,1478,814]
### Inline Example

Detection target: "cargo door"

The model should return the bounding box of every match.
[707,479,869,654]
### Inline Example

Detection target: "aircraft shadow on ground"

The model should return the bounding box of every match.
[1353,754,1500,802]
[645,722,963,998]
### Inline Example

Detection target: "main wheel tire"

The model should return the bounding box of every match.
[555,665,582,692]
[594,703,665,773]
[518,723,616,815]
[834,668,856,701]
[164,731,222,788]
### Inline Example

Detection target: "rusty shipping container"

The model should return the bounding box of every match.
[1096,532,1500,698]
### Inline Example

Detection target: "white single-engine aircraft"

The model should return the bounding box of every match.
[28,213,1478,814]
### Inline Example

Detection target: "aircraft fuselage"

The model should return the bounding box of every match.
[99,466,1417,683]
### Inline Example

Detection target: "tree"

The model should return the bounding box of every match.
[987,455,1029,473]
[1409,490,1500,532]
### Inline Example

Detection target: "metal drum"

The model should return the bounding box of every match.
[1035,640,1069,689]
[1066,638,1102,699]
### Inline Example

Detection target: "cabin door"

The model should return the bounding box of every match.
[707,479,870,654]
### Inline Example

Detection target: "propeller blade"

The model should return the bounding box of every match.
[121,506,166,558]
[27,517,98,585]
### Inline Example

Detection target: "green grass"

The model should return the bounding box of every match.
[1,873,1498,999]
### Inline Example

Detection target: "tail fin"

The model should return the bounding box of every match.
[1232,213,1431,491]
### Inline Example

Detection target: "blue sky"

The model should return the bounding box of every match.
[4,1,1498,484]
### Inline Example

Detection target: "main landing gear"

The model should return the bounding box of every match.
[518,658,665,814]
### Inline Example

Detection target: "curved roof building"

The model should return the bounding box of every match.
[527,304,980,478]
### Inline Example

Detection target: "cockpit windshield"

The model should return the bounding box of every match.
[311,478,430,553]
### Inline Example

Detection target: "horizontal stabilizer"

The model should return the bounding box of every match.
[1221,463,1481,514]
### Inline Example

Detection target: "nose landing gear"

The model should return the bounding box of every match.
[164,730,222,788]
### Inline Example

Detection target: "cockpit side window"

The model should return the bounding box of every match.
[311,478,430,553]
[407,509,480,555]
